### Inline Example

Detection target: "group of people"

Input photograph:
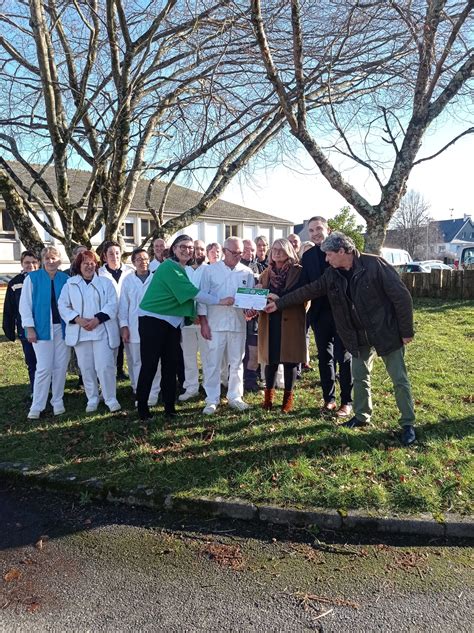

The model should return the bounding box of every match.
[3,217,417,445]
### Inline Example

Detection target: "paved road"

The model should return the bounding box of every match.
[0,483,472,632]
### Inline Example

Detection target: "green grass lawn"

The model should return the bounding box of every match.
[0,299,473,516]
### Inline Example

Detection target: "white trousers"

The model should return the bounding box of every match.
[75,339,119,409]
[203,330,246,405]
[31,324,70,412]
[181,327,207,393]
[125,342,161,405]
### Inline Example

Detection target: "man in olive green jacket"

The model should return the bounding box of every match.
[266,232,416,446]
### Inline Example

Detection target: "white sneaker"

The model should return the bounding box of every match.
[202,404,217,415]
[228,399,250,411]
[148,399,158,407]
[108,402,121,413]
[86,403,98,413]
[27,409,41,420]
[53,405,66,416]
[178,390,199,402]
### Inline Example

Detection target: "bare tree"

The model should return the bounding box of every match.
[390,190,431,258]
[251,0,474,252]
[0,0,284,255]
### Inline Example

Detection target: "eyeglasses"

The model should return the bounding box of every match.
[225,248,242,256]
[178,245,194,251]
[134,256,149,262]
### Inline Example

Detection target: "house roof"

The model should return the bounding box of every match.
[6,162,292,226]
[432,218,472,242]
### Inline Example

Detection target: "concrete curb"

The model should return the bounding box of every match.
[0,461,472,539]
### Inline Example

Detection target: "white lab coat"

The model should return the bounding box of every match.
[180,265,207,394]
[98,264,134,296]
[197,261,254,405]
[118,272,161,402]
[58,274,120,411]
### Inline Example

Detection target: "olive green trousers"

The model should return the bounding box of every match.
[352,345,415,427]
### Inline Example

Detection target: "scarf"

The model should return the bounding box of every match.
[268,260,291,294]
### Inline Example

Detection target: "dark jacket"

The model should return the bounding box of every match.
[276,251,414,357]
[299,244,331,320]
[2,271,27,341]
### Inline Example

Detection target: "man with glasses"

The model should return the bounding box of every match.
[198,237,255,415]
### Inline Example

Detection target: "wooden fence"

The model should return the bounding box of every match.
[400,269,474,299]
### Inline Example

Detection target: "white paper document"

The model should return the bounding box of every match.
[233,287,269,310]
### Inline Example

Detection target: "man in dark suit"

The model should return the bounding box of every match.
[299,216,353,416]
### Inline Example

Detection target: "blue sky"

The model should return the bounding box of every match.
[224,122,473,225]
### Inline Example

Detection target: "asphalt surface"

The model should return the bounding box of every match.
[0,482,472,632]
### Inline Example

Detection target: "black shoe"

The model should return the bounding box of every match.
[138,405,152,421]
[164,404,178,418]
[401,425,416,446]
[117,371,129,381]
[341,416,367,428]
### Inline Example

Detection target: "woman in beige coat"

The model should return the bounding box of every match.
[258,239,307,412]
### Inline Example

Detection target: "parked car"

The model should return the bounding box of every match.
[396,263,431,273]
[459,247,474,270]
[417,260,452,270]
[381,247,413,266]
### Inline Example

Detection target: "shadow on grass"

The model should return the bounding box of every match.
[413,298,474,313]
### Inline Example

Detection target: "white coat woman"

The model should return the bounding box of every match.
[58,250,121,413]
[19,246,70,419]
[119,248,161,405]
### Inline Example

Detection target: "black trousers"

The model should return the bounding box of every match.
[136,316,181,412]
[265,363,297,391]
[116,339,125,374]
[20,338,37,392]
[311,309,353,405]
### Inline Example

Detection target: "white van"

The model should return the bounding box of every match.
[381,247,413,266]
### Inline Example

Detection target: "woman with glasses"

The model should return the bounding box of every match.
[258,238,306,413]
[58,250,121,414]
[136,235,234,421]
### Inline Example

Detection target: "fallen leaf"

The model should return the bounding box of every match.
[202,543,244,570]
[3,568,21,582]
[27,601,41,613]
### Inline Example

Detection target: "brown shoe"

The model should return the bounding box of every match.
[281,390,294,413]
[323,401,337,412]
[336,404,353,418]
[262,388,275,410]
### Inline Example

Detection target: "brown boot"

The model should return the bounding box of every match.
[263,388,275,410]
[281,390,294,413]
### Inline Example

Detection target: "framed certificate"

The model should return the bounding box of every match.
[234,287,269,310]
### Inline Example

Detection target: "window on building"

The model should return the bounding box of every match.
[273,227,284,240]
[0,209,15,238]
[141,218,157,239]
[243,225,254,240]
[121,220,135,245]
[225,224,239,239]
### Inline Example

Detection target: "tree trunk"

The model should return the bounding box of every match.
[0,169,44,256]
[364,214,389,254]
